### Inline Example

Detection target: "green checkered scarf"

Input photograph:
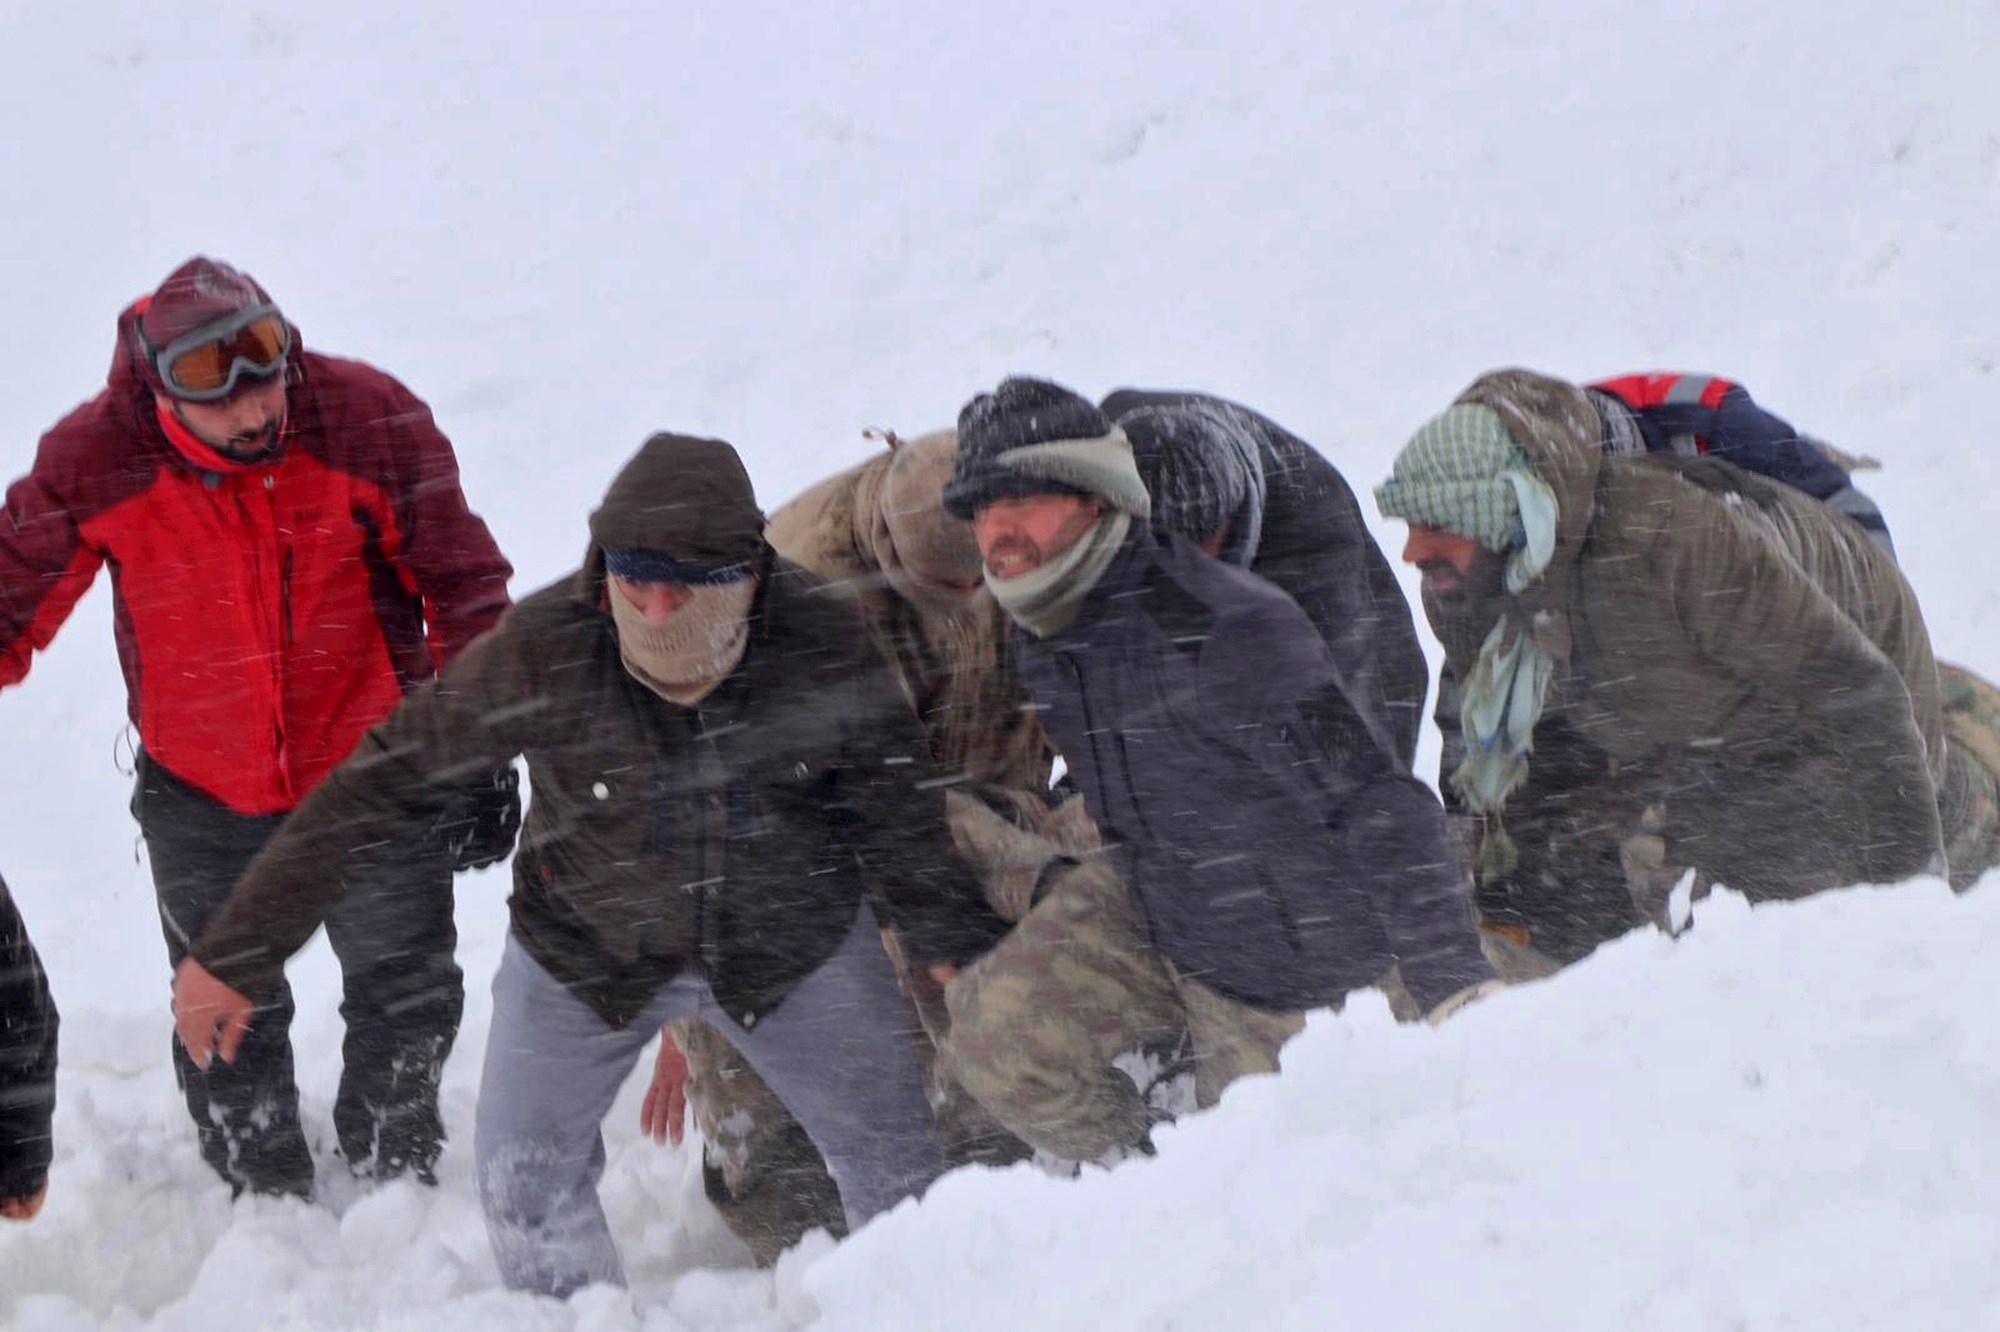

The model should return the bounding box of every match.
[1374,403,1558,594]
[1377,402,1567,875]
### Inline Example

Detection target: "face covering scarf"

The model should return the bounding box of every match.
[610,577,757,706]
[984,511,1133,639]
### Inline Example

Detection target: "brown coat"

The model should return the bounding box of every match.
[1436,371,1943,959]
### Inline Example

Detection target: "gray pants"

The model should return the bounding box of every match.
[474,905,944,1296]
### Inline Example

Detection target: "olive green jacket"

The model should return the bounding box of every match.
[1434,370,1942,955]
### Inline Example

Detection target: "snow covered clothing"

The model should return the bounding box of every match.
[1119,404,1266,566]
[0,305,512,818]
[477,907,939,1297]
[1010,524,1491,1014]
[941,377,1151,521]
[137,754,458,1196]
[1587,372,1892,549]
[0,875,57,1205]
[1101,388,1430,770]
[1412,369,1944,966]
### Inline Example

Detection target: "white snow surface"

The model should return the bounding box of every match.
[2,2,1998,1327]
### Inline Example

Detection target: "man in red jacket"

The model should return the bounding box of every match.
[0,257,515,1198]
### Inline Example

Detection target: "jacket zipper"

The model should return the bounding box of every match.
[1063,651,1153,841]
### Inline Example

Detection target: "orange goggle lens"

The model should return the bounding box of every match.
[162,315,290,394]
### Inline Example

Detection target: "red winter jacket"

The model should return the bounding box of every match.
[0,314,513,815]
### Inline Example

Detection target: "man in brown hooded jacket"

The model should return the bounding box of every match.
[170,432,1007,1296]
[651,429,1089,1260]
[1375,369,1947,973]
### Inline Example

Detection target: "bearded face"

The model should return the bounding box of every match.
[1420,545,1512,667]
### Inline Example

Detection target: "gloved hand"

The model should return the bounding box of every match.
[429,765,522,871]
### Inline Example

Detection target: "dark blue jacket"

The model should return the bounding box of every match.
[1589,373,1893,547]
[0,876,57,1201]
[1015,531,1491,1012]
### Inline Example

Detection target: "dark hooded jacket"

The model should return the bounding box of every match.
[1013,526,1491,1013]
[1,876,57,1202]
[1429,371,1942,963]
[1101,388,1428,770]
[191,434,1010,1029]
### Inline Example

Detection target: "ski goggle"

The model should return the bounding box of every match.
[145,304,292,402]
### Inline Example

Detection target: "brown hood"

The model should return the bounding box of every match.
[1450,368,1604,611]
[587,432,766,569]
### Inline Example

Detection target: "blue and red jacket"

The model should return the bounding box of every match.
[0,309,512,815]
[1588,372,1892,547]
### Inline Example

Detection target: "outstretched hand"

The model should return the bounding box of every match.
[640,1027,690,1146]
[172,957,255,1068]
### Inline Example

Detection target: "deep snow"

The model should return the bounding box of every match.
[1,2,1996,1328]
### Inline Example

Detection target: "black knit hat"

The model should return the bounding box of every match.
[941,376,1151,520]
[1120,403,1266,564]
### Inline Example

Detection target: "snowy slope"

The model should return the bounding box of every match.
[0,1,1996,1327]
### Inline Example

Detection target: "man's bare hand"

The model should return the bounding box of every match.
[640,1027,690,1146]
[0,1184,47,1221]
[927,962,960,987]
[172,957,255,1068]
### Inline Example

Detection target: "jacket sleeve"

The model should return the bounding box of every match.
[1221,601,1493,1010]
[190,613,543,996]
[0,878,58,1201]
[0,434,106,691]
[834,651,1012,967]
[380,380,513,669]
[1658,502,1942,894]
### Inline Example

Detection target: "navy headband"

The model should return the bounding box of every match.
[604,547,753,586]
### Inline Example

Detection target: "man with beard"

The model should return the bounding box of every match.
[1376,369,1947,975]
[0,257,514,1197]
[930,377,1494,1165]
[171,433,1005,1296]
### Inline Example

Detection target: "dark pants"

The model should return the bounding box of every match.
[134,754,462,1198]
